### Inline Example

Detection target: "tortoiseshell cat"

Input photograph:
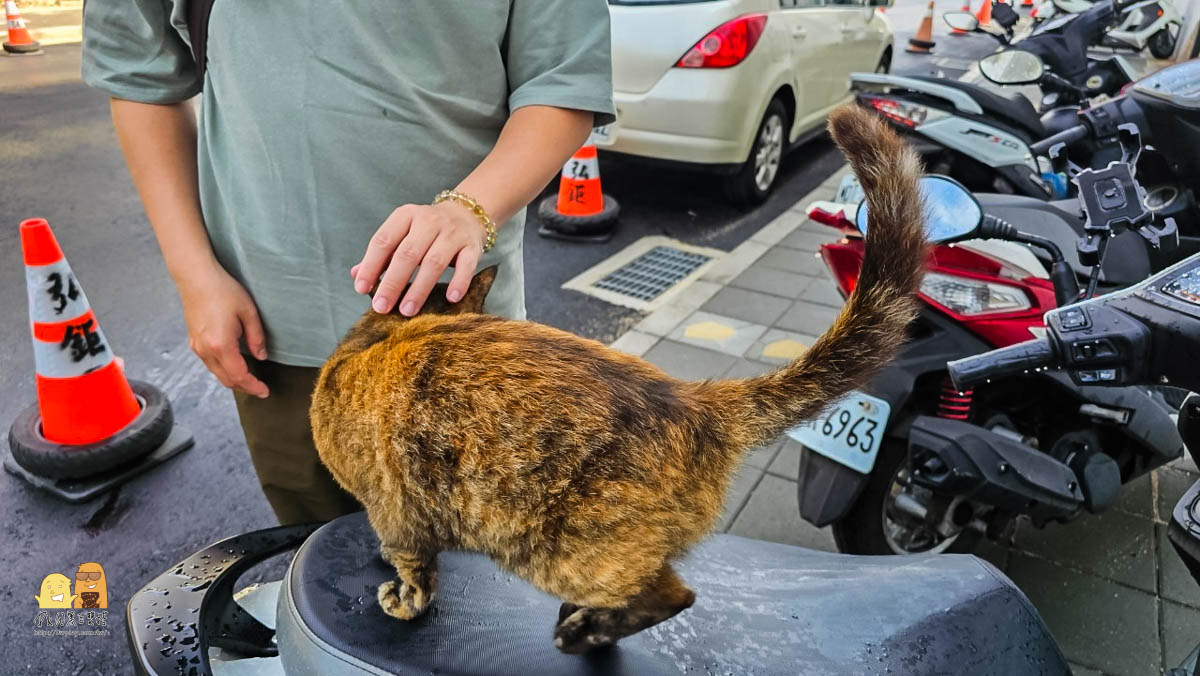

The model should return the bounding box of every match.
[310,105,927,653]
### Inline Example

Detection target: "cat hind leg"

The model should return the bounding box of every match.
[553,565,695,654]
[378,544,438,621]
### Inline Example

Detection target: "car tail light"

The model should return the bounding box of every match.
[867,97,933,128]
[676,14,768,69]
[920,271,1032,316]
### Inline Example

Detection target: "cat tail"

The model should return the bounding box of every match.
[707,104,928,449]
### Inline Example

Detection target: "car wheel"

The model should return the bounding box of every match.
[876,47,892,74]
[1148,25,1178,60]
[722,98,788,207]
[831,439,981,556]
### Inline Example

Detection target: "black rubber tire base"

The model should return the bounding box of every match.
[3,41,43,54]
[8,380,173,480]
[536,224,615,244]
[4,424,194,503]
[537,194,620,236]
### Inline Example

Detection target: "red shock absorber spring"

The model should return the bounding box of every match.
[938,375,973,420]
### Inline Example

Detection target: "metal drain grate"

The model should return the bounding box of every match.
[592,246,712,302]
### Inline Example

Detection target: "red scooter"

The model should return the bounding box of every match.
[792,158,1184,555]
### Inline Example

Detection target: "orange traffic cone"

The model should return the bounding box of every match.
[1021,0,1034,8]
[907,1,937,54]
[3,0,41,55]
[537,140,620,241]
[951,1,972,34]
[976,0,994,28]
[19,218,140,444]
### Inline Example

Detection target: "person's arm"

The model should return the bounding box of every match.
[110,98,269,397]
[352,105,594,316]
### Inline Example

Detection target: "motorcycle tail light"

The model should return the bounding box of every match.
[920,271,1032,316]
[820,244,863,297]
[868,97,931,128]
[806,203,854,231]
[676,14,768,69]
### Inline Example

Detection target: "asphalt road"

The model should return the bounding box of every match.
[0,17,996,673]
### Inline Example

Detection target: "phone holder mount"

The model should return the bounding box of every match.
[1048,123,1178,268]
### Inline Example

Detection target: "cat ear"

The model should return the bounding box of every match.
[456,265,498,313]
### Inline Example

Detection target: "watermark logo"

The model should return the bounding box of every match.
[32,562,110,637]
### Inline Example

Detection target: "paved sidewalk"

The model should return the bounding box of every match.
[609,169,1200,676]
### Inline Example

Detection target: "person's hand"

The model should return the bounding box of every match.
[177,262,270,398]
[352,201,486,316]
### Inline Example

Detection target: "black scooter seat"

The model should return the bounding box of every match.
[274,512,1067,675]
[910,76,1046,141]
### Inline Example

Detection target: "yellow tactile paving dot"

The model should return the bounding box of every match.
[762,339,808,360]
[684,320,736,342]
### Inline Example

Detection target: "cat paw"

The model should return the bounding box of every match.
[557,602,581,624]
[377,579,431,620]
[553,607,618,654]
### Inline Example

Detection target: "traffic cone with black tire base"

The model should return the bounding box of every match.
[4,218,193,503]
[3,0,41,55]
[537,139,620,244]
[906,1,937,54]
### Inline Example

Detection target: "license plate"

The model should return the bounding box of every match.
[786,391,890,474]
[590,123,616,147]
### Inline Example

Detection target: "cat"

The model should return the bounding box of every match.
[309,103,928,654]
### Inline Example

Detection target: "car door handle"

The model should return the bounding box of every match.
[792,25,807,38]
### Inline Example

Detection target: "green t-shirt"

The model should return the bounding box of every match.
[82,0,615,366]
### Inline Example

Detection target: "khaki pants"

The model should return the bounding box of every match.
[233,360,361,525]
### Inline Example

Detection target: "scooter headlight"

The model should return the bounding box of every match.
[920,271,1032,316]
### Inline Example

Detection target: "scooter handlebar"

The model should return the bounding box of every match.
[947,338,1057,391]
[1030,123,1089,156]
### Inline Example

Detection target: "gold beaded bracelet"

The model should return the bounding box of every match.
[433,190,498,253]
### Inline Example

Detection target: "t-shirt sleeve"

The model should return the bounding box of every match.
[82,0,202,104]
[505,0,616,127]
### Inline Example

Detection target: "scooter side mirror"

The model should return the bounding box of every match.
[943,11,980,32]
[979,50,1046,85]
[856,175,982,243]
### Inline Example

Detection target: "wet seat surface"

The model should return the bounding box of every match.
[281,512,1067,675]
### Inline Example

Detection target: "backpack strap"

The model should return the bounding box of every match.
[187,0,217,83]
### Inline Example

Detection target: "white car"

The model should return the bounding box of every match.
[603,0,894,205]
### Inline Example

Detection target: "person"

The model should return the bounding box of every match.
[82,1,614,525]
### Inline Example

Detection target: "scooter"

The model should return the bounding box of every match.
[852,0,1136,198]
[1104,0,1182,57]
[796,58,1200,556]
[944,233,1200,676]
[948,2,1140,107]
[127,158,1200,676]
[1035,0,1182,58]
